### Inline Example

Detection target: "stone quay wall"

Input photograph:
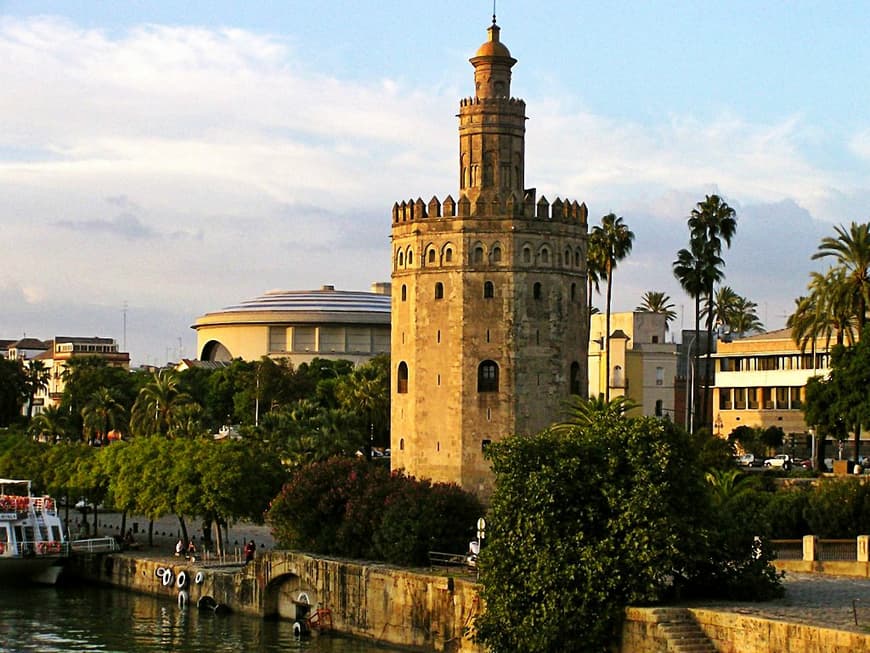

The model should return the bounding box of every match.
[66,551,485,653]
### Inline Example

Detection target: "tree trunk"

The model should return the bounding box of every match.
[148,520,154,547]
[701,289,715,432]
[177,515,189,546]
[120,510,127,541]
[854,425,861,464]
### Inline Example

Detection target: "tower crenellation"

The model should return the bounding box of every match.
[390,21,589,499]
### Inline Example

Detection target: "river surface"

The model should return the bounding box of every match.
[0,584,408,652]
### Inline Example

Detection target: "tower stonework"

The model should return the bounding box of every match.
[390,23,589,499]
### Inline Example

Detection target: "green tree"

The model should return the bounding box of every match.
[0,358,27,426]
[811,221,870,337]
[335,354,390,453]
[590,213,635,401]
[23,359,50,419]
[476,416,707,652]
[636,290,677,332]
[81,387,127,444]
[130,369,194,437]
[788,268,857,356]
[60,357,142,436]
[689,195,737,429]
[28,405,70,442]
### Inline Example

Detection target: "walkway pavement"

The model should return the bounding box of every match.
[687,572,870,634]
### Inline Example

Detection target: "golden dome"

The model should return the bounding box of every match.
[474,24,513,60]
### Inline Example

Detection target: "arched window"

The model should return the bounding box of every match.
[484,281,494,299]
[401,284,407,301]
[445,247,453,263]
[473,245,484,264]
[523,246,531,264]
[398,251,404,266]
[492,246,502,263]
[478,360,499,392]
[570,362,581,395]
[541,248,550,265]
[564,248,571,266]
[428,248,436,264]
[407,249,413,265]
[611,365,624,388]
[435,282,444,299]
[400,438,405,451]
[397,362,409,394]
[575,248,582,267]
[533,282,542,300]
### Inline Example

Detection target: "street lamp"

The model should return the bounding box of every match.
[714,414,723,437]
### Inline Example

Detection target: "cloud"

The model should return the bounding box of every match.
[0,16,867,362]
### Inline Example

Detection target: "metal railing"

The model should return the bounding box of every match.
[771,536,870,563]
[70,537,119,554]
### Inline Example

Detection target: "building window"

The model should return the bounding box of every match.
[407,249,413,265]
[482,439,491,450]
[400,438,405,451]
[484,281,494,298]
[445,247,453,263]
[478,360,499,392]
[437,330,441,343]
[570,283,577,302]
[533,282,542,300]
[428,248,436,264]
[486,329,491,343]
[435,282,444,299]
[397,362,409,394]
[492,246,502,262]
[655,400,663,417]
[398,251,404,267]
[473,246,484,264]
[523,246,531,264]
[655,367,664,386]
[540,248,550,265]
[401,284,407,301]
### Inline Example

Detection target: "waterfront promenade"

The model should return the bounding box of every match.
[88,511,870,636]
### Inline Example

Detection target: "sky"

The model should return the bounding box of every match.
[2,1,869,365]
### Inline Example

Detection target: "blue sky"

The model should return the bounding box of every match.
[1,1,868,364]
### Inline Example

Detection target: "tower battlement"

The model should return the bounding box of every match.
[391,191,587,227]
[459,96,526,109]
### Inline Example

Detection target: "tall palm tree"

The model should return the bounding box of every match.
[728,295,763,337]
[130,369,193,437]
[24,360,50,419]
[788,268,858,358]
[636,290,677,332]
[28,405,68,442]
[811,221,870,337]
[82,387,127,443]
[586,229,607,342]
[591,213,635,401]
[688,195,737,429]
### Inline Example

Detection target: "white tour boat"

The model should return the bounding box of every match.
[0,478,69,584]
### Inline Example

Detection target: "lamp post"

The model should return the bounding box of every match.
[714,414,723,437]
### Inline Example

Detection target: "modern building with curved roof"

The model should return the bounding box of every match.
[192,283,391,365]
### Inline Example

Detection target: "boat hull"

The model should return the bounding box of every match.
[0,556,65,585]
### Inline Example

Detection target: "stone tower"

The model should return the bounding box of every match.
[390,21,589,498]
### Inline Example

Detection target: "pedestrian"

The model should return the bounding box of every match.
[175,538,184,557]
[244,539,255,564]
[187,539,197,561]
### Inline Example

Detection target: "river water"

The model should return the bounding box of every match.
[0,584,408,652]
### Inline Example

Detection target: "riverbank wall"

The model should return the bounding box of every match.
[67,551,870,653]
[66,551,484,653]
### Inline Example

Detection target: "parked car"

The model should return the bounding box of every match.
[764,454,792,470]
[737,453,760,467]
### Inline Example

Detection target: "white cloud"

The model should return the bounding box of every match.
[0,16,866,361]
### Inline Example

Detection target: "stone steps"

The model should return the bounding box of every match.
[653,608,717,653]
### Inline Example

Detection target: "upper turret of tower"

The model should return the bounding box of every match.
[469,22,516,100]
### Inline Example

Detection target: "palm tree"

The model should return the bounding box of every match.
[586,231,607,335]
[728,295,763,337]
[28,405,68,442]
[82,387,127,443]
[687,195,737,430]
[130,369,193,437]
[554,394,639,432]
[24,360,50,419]
[811,221,870,336]
[788,268,858,359]
[591,213,635,401]
[636,290,677,332]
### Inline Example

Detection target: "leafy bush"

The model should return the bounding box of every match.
[762,488,810,538]
[804,477,870,538]
[267,457,481,565]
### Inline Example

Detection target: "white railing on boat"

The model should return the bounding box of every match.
[70,537,119,554]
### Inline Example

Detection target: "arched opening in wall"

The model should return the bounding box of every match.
[492,245,502,263]
[570,362,581,395]
[533,282,542,300]
[398,251,404,267]
[575,248,582,267]
[397,362,409,394]
[401,284,407,301]
[570,283,577,302]
[407,249,414,265]
[435,282,444,299]
[611,365,624,388]
[445,247,453,263]
[473,245,484,264]
[400,438,405,451]
[478,360,499,392]
[655,399,663,417]
[540,247,550,265]
[564,248,571,266]
[483,281,494,299]
[522,246,531,264]
[262,573,312,620]
[428,248,436,264]
[201,340,232,362]
[437,330,441,343]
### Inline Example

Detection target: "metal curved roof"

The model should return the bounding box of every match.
[209,287,390,316]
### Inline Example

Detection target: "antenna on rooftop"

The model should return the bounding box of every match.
[492,0,497,24]
[122,300,128,351]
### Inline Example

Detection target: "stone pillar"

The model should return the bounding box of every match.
[858,535,869,563]
[803,535,818,562]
